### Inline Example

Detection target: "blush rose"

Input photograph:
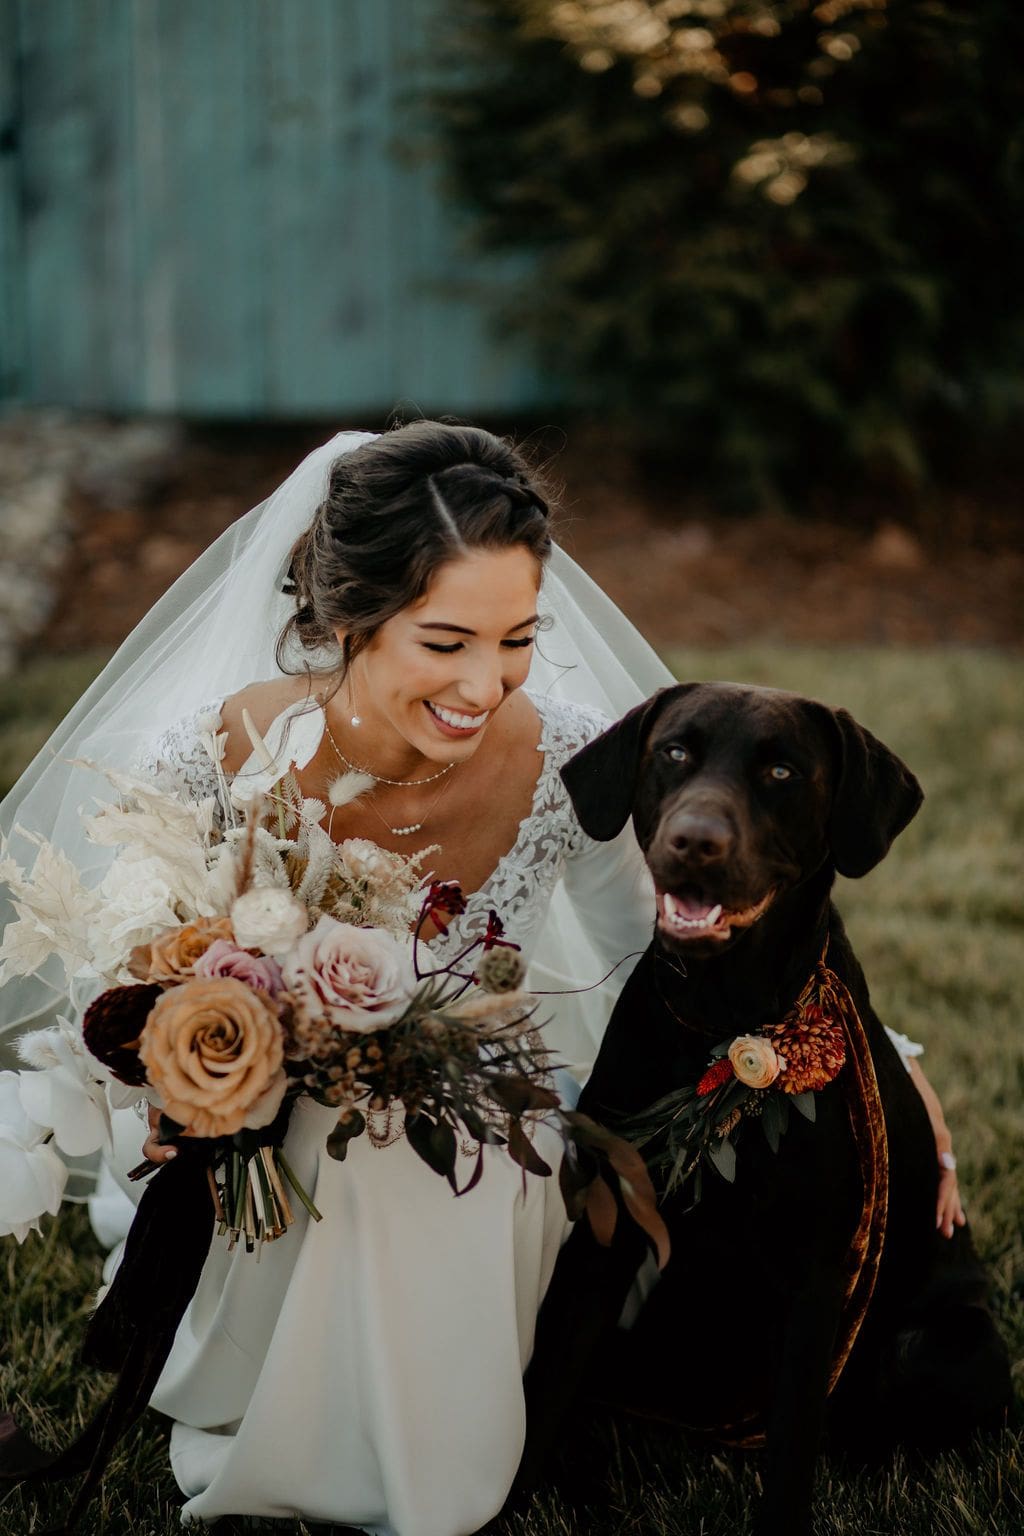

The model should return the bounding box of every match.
[194,939,284,996]
[282,917,414,1034]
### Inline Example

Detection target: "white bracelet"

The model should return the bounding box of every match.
[939,1150,957,1172]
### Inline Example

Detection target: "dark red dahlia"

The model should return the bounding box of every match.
[82,983,161,1086]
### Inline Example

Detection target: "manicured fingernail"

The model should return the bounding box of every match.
[165,1147,178,1159]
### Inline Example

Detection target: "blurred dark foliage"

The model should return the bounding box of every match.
[433,1,1024,513]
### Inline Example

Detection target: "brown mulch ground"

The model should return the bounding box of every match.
[42,421,1023,658]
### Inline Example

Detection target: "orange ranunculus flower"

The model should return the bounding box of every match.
[727,1034,782,1091]
[139,976,287,1139]
[133,916,236,984]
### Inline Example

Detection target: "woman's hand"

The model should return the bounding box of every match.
[907,1059,966,1238]
[936,1156,965,1239]
[142,1102,178,1165]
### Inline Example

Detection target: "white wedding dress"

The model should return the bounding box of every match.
[103,688,656,1536]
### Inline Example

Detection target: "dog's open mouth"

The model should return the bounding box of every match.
[657,885,776,943]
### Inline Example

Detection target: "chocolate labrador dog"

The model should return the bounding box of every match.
[517,683,1010,1536]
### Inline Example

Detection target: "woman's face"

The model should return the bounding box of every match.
[342,545,543,764]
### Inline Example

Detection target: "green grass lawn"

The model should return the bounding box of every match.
[1,646,1021,1535]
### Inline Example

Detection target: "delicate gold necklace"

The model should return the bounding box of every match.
[322,715,458,837]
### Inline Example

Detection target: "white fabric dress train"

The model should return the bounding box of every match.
[105,690,656,1535]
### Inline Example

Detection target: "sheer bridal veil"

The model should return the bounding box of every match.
[0,428,673,1057]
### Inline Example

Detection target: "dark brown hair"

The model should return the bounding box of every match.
[277,420,554,677]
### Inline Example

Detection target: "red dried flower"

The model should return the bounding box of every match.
[483,909,520,952]
[423,880,467,922]
[696,1057,735,1096]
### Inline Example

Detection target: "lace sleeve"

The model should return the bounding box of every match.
[132,699,226,803]
[538,694,656,970]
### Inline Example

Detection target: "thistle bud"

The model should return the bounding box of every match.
[477,946,526,994]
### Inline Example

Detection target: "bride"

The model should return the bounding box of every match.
[0,420,961,1535]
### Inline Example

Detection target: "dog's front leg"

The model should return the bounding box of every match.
[754,1265,846,1536]
[510,1216,648,1507]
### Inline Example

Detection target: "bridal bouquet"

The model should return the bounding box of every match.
[0,714,666,1260]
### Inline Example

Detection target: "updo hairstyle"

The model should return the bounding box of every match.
[277,420,554,678]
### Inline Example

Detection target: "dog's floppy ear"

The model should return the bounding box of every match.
[560,686,683,841]
[826,707,923,878]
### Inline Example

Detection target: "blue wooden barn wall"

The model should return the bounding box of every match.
[0,0,548,414]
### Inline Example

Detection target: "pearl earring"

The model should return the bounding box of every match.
[347,674,361,727]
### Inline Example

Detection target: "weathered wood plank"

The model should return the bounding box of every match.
[3,0,548,415]
[18,0,139,407]
[0,0,25,399]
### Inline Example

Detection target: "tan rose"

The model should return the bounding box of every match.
[132,916,235,984]
[727,1034,782,1091]
[139,976,287,1139]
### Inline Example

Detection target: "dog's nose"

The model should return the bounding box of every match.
[667,812,734,865]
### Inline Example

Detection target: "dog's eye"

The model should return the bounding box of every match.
[666,745,690,764]
[768,764,794,782]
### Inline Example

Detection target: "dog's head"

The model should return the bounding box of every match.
[561,682,922,954]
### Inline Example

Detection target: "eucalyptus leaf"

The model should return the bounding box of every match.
[406,1113,456,1177]
[559,1147,589,1221]
[585,1174,618,1247]
[761,1094,782,1154]
[455,1144,485,1197]
[707,1134,738,1182]
[713,1079,749,1121]
[429,1117,458,1178]
[507,1119,552,1177]
[792,1092,817,1122]
[326,1108,366,1161]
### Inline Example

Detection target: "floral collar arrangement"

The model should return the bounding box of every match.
[631,949,850,1203]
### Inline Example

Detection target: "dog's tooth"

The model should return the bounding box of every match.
[706,904,723,924]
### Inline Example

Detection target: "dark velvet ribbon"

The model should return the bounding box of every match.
[0,1147,215,1534]
[700,947,891,1449]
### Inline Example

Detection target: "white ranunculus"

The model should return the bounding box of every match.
[0,1070,46,1148]
[89,855,181,976]
[0,1133,67,1242]
[16,1020,111,1157]
[231,888,308,955]
[282,916,415,1033]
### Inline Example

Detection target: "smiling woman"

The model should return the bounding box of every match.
[0,418,674,1536]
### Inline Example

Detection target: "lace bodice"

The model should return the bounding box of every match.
[135,691,655,979]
